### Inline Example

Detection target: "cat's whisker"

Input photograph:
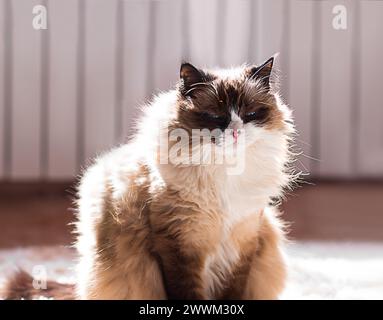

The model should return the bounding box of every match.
[300,153,321,162]
[295,138,312,147]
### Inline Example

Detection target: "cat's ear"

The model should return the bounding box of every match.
[180,62,205,95]
[246,57,274,89]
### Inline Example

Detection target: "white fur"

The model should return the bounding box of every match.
[202,127,290,297]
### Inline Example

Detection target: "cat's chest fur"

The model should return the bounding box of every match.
[201,176,266,298]
[155,159,276,298]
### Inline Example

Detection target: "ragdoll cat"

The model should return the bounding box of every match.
[74,57,295,300]
[4,57,295,300]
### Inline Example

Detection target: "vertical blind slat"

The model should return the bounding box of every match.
[122,0,151,140]
[47,0,78,178]
[83,0,117,161]
[11,0,42,179]
[188,0,219,68]
[221,0,251,67]
[359,1,383,176]
[319,0,354,177]
[289,0,314,174]
[0,0,6,179]
[114,0,124,143]
[152,0,183,93]
[258,0,285,66]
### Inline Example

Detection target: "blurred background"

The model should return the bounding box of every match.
[0,0,382,299]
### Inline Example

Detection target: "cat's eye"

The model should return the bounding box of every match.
[197,111,229,130]
[200,111,226,121]
[243,107,269,123]
[246,112,257,118]
[207,113,221,119]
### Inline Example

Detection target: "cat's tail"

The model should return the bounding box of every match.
[2,270,75,300]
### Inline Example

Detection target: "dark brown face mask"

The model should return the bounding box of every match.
[176,57,277,133]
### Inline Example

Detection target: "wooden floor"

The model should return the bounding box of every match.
[282,181,383,241]
[0,181,382,248]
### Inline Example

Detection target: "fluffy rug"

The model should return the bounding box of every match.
[1,242,382,299]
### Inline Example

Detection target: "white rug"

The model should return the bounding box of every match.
[1,242,382,299]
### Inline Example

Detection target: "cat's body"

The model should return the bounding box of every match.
[76,138,287,299]
[75,59,295,300]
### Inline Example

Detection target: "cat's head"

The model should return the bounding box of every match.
[162,57,293,173]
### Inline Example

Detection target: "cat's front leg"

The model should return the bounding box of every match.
[150,206,221,300]
[242,210,287,300]
[150,200,222,299]
[154,235,208,300]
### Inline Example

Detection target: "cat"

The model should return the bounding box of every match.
[4,57,296,300]
[74,56,295,300]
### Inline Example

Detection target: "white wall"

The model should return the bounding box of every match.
[0,0,382,180]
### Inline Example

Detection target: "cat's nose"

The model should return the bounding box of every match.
[233,128,239,143]
[229,121,243,143]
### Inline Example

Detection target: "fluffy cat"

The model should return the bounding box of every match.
[4,57,295,300]
[74,57,295,299]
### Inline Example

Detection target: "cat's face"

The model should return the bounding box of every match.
[165,58,292,170]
